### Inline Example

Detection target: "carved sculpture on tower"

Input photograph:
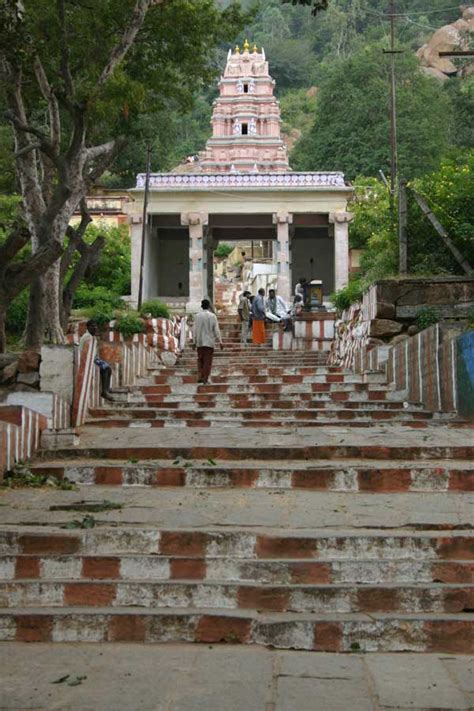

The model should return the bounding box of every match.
[200,41,289,173]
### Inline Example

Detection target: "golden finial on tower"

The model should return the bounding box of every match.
[252,44,258,53]
[234,44,240,54]
[243,39,250,52]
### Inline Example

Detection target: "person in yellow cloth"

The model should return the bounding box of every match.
[251,288,266,345]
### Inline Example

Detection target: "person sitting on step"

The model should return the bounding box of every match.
[265,289,292,331]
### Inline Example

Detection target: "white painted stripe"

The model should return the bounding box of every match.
[435,323,442,411]
[451,339,457,411]
[417,334,423,404]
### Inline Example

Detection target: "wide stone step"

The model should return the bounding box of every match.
[39,441,474,462]
[3,555,472,584]
[137,383,394,396]
[151,374,365,385]
[88,407,433,422]
[1,580,472,613]
[1,608,472,652]
[2,528,471,559]
[136,391,398,405]
[148,366,346,377]
[28,459,474,491]
[85,415,434,430]
[102,399,424,411]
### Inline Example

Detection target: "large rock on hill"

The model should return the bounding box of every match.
[417,6,474,80]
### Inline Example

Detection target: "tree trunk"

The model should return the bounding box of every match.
[43,260,65,343]
[24,278,45,350]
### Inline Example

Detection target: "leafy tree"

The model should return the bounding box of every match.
[347,152,474,285]
[0,195,61,352]
[291,43,453,179]
[0,0,247,347]
[407,152,474,274]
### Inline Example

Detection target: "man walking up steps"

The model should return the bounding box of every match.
[193,299,224,384]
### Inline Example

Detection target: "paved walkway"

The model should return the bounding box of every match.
[0,644,472,710]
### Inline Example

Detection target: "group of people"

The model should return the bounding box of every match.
[238,282,306,347]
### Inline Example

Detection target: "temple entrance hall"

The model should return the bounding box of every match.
[134,200,349,312]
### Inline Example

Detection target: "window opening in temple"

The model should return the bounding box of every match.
[242,122,248,135]
[243,83,249,93]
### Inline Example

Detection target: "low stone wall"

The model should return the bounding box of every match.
[363,277,474,322]
[352,324,473,416]
[273,314,336,351]
[0,406,48,480]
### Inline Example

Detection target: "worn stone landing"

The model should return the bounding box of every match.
[0,487,472,528]
[0,644,472,711]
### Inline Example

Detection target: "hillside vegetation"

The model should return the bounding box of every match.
[105,0,473,184]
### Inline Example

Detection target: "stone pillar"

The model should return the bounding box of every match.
[273,212,293,303]
[181,212,209,313]
[329,211,354,292]
[129,215,143,308]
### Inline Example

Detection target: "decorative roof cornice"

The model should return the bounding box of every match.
[134,172,348,191]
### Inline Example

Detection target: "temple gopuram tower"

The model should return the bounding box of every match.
[129,44,353,313]
[200,41,289,173]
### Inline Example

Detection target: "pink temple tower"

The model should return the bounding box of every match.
[200,40,290,173]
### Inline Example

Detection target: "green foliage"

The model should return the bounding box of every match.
[80,224,131,295]
[74,285,124,310]
[291,42,452,179]
[280,87,318,137]
[140,300,171,319]
[115,312,145,339]
[415,307,439,331]
[215,243,235,259]
[407,152,474,275]
[3,463,75,491]
[330,280,364,312]
[6,289,29,335]
[86,303,115,328]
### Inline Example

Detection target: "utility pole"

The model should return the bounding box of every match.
[137,144,151,310]
[388,0,397,202]
[398,178,408,274]
[383,1,402,215]
[383,1,403,267]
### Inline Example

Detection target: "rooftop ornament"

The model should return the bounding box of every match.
[234,44,240,54]
[243,39,250,53]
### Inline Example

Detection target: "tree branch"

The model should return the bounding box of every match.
[60,198,92,281]
[0,224,30,265]
[33,55,61,152]
[61,234,105,328]
[96,0,165,88]
[86,139,117,161]
[14,142,42,158]
[57,0,75,100]
[3,240,64,300]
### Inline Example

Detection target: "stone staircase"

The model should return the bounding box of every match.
[0,317,472,652]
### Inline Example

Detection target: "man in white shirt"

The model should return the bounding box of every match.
[265,289,291,331]
[193,299,223,384]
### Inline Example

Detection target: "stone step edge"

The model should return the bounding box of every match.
[6,561,473,584]
[36,444,474,462]
[27,462,474,491]
[1,529,472,559]
[1,608,473,652]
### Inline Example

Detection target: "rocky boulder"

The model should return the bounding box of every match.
[369,319,403,339]
[17,350,41,374]
[417,6,474,80]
